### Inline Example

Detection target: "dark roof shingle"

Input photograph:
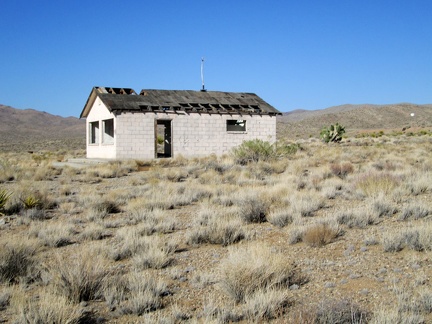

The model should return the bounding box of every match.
[80,87,281,117]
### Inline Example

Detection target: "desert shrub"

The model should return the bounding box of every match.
[0,289,11,311]
[121,271,168,315]
[86,161,135,179]
[399,203,430,221]
[232,139,274,164]
[187,217,246,246]
[372,197,398,217]
[11,290,84,324]
[371,307,424,324]
[22,208,50,221]
[329,162,354,179]
[29,222,76,247]
[103,275,128,310]
[289,192,325,217]
[112,232,177,269]
[218,244,304,303]
[202,303,244,323]
[0,159,17,182]
[302,222,342,247]
[288,227,305,245]
[0,241,37,284]
[414,288,432,314]
[127,207,177,233]
[50,252,110,303]
[78,223,109,241]
[383,226,432,252]
[336,207,380,228]
[236,194,268,223]
[231,139,299,164]
[314,298,369,323]
[267,208,293,227]
[132,236,177,270]
[382,231,405,252]
[356,172,399,197]
[243,288,290,321]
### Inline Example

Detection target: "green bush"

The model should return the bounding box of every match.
[231,139,299,164]
[320,123,345,143]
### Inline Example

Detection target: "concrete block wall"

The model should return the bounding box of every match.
[86,101,277,159]
[114,112,276,159]
[116,112,155,159]
[171,113,277,157]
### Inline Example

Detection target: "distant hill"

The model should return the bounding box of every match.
[0,104,85,152]
[278,103,432,139]
[1,102,431,152]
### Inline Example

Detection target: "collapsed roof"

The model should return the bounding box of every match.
[80,86,281,118]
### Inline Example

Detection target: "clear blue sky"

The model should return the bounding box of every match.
[1,0,431,117]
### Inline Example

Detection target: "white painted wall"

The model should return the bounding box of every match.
[86,97,117,159]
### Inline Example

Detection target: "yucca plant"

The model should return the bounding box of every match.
[320,123,345,143]
[0,189,12,215]
[21,195,42,210]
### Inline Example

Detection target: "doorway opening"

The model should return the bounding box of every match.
[155,120,172,158]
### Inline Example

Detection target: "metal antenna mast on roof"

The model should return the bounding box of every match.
[200,57,207,92]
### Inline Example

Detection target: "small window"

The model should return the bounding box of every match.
[227,119,246,132]
[102,119,114,144]
[89,121,99,144]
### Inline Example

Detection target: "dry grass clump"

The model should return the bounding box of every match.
[0,240,37,284]
[398,203,430,221]
[301,222,342,247]
[336,205,382,229]
[355,172,399,197]
[120,271,168,316]
[10,289,85,324]
[126,207,177,233]
[78,223,110,241]
[188,215,246,246]
[111,229,177,269]
[383,223,432,252]
[297,299,370,324]
[329,162,355,179]
[371,285,432,323]
[49,251,111,303]
[289,192,326,217]
[29,222,76,247]
[218,244,304,303]
[267,208,293,227]
[234,192,269,223]
[0,158,18,183]
[85,160,137,179]
[132,236,177,270]
[243,288,290,321]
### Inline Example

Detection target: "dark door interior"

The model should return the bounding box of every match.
[156,120,172,158]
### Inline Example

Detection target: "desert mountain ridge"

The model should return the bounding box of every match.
[0,104,85,142]
[278,102,432,139]
[1,102,431,150]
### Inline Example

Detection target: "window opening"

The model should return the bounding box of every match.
[102,119,114,144]
[89,121,99,144]
[227,119,246,132]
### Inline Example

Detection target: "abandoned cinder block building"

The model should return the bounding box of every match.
[80,86,281,159]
